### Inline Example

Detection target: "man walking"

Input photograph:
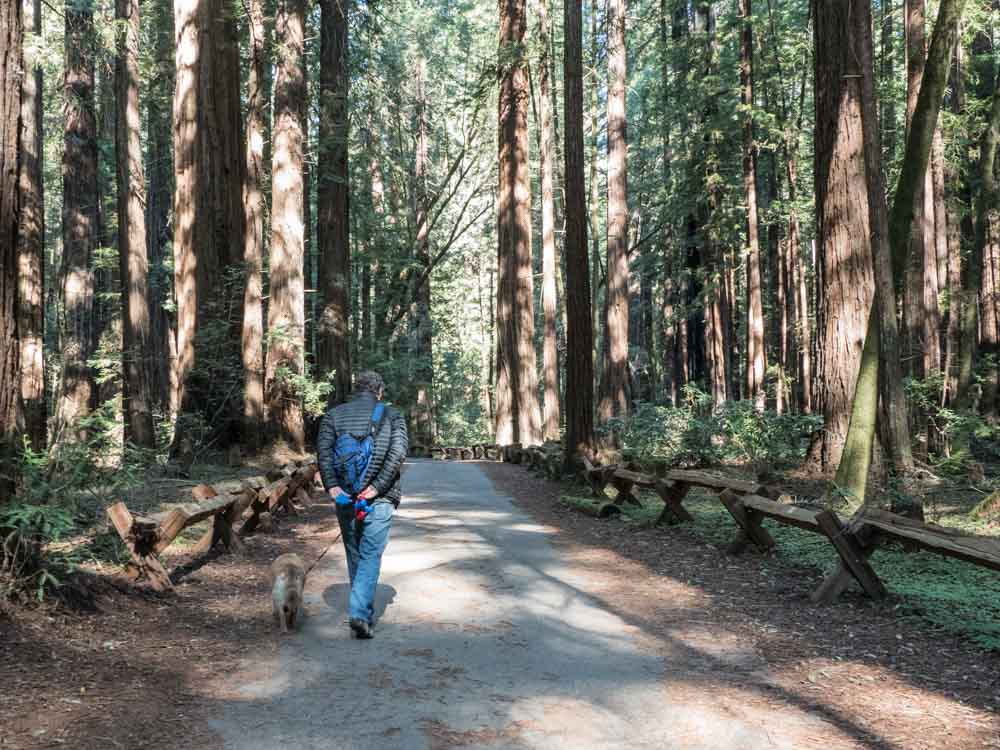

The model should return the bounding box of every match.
[317,371,408,639]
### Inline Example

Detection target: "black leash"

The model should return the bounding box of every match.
[305,527,343,579]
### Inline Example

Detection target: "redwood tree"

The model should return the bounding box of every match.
[412,58,434,446]
[807,0,875,474]
[56,0,99,445]
[1,0,22,499]
[538,0,561,442]
[242,0,267,447]
[266,0,307,450]
[562,0,594,462]
[318,0,351,404]
[171,0,245,438]
[117,0,155,447]
[598,0,630,424]
[740,0,765,411]
[496,0,541,446]
[18,0,43,450]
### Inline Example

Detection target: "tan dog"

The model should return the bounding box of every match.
[270,553,305,634]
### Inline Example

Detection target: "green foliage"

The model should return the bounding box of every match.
[1,442,105,602]
[904,373,999,472]
[275,363,336,418]
[0,499,76,602]
[607,388,821,471]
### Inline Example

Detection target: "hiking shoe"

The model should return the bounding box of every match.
[349,618,373,639]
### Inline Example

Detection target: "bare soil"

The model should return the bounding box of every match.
[478,461,1000,750]
[3,459,1000,750]
[0,481,337,750]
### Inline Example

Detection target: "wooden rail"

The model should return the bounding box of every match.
[107,461,319,591]
[563,454,1000,606]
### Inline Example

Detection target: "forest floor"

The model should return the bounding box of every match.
[1,458,999,749]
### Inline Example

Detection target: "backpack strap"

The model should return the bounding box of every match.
[369,402,386,436]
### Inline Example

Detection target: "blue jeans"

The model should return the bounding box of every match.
[336,501,394,624]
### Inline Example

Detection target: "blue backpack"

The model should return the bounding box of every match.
[332,402,386,498]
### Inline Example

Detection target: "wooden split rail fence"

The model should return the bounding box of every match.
[106,461,319,591]
[409,444,502,461]
[408,442,564,478]
[506,449,1000,606]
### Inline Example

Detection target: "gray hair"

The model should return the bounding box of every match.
[354,371,386,396]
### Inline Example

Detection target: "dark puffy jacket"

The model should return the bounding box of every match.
[316,391,409,506]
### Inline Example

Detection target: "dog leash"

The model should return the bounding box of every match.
[305,526,343,579]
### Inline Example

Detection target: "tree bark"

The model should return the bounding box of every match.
[56,0,99,446]
[171,0,245,440]
[888,0,965,293]
[116,0,155,448]
[588,0,601,357]
[598,0,629,424]
[1,0,22,499]
[18,0,43,450]
[807,0,875,474]
[496,0,541,446]
[928,129,947,377]
[146,0,174,412]
[956,65,1000,420]
[171,0,200,422]
[538,0,561,441]
[241,0,267,449]
[841,0,964,494]
[563,0,595,463]
[903,0,930,380]
[740,0,766,412]
[265,0,307,450]
[412,57,434,446]
[836,0,912,505]
[317,0,351,404]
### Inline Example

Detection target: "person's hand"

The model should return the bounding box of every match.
[328,486,346,500]
[358,486,377,501]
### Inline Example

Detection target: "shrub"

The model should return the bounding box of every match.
[614,389,822,472]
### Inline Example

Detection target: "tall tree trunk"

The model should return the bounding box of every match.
[368,139,386,355]
[588,0,601,356]
[171,0,199,420]
[843,0,964,494]
[171,0,245,440]
[116,0,155,448]
[242,0,267,449]
[56,0,98,445]
[18,0,44,450]
[496,0,541,446]
[302,55,313,364]
[413,58,434,446]
[836,0,912,505]
[981,222,1000,417]
[265,0,306,450]
[888,0,965,303]
[146,0,173,412]
[807,0,875,474]
[928,130,947,377]
[740,0,765,411]
[881,0,896,159]
[317,0,351,404]
[538,0,560,441]
[598,0,629,423]
[1,0,23,499]
[93,43,117,367]
[903,0,929,380]
[956,66,1000,423]
[563,0,595,463]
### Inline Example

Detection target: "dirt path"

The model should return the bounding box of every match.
[4,459,996,749]
[208,460,919,750]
